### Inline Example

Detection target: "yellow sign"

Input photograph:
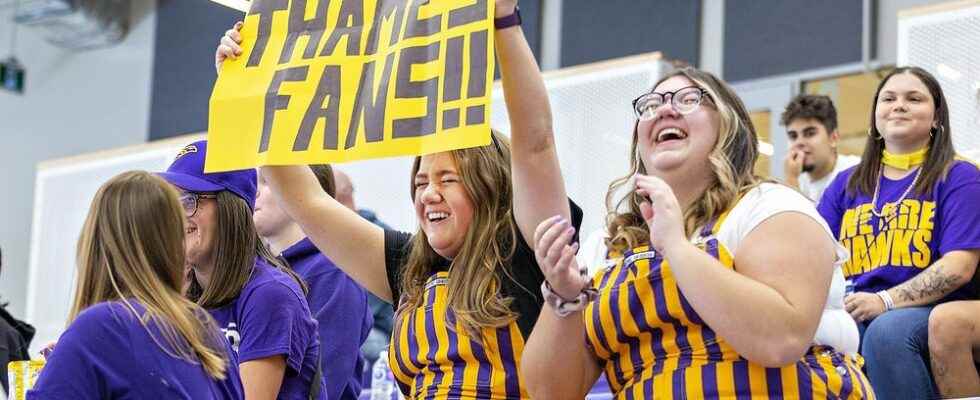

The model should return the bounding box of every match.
[207,0,495,172]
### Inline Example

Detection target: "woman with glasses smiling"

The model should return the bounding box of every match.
[521,68,873,399]
[159,140,326,400]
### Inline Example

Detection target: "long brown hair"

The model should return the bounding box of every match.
[606,67,761,252]
[72,171,228,378]
[186,191,306,308]
[847,66,955,197]
[397,131,520,337]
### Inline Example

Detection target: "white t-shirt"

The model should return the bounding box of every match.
[578,228,612,277]
[578,183,859,354]
[798,154,860,203]
[716,183,858,354]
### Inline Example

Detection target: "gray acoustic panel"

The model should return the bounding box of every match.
[149,0,241,140]
[724,1,863,82]
[560,1,700,67]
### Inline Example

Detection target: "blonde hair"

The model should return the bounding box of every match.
[71,171,229,379]
[606,68,761,252]
[397,131,521,337]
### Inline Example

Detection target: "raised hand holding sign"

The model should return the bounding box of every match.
[207,0,495,172]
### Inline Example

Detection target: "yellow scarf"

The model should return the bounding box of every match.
[883,147,929,170]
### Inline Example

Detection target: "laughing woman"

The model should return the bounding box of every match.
[521,68,873,399]
[217,0,580,398]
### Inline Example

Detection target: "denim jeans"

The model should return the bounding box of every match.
[860,306,938,399]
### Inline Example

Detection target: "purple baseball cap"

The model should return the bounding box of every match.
[158,140,256,210]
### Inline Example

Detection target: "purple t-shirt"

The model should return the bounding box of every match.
[282,238,371,400]
[27,301,243,399]
[818,160,980,300]
[210,259,325,400]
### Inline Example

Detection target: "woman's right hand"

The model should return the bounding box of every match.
[215,21,244,73]
[534,215,588,300]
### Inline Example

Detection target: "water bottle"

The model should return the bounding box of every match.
[370,351,395,400]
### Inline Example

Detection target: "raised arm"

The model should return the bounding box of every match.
[260,166,391,301]
[215,24,392,301]
[495,0,571,244]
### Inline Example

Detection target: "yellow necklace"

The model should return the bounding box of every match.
[882,147,929,170]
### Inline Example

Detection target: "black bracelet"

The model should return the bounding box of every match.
[494,6,522,30]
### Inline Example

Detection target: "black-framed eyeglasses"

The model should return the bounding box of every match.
[179,192,217,218]
[632,86,712,120]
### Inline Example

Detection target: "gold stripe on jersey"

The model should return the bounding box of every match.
[388,271,529,399]
[583,210,875,399]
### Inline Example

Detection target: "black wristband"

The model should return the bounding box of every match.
[494,6,521,30]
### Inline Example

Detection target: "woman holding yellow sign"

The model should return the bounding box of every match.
[217,0,580,398]
[26,171,243,399]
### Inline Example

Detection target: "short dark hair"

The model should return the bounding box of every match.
[310,165,336,198]
[781,94,838,133]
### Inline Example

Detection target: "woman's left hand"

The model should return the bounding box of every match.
[844,292,887,322]
[634,174,687,254]
[495,0,518,18]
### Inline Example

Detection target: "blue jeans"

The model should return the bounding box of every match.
[860,307,938,399]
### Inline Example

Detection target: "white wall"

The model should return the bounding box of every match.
[0,0,156,318]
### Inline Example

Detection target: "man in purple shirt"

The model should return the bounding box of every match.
[255,165,372,400]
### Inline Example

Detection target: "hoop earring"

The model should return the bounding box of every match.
[868,128,882,140]
[931,125,943,138]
